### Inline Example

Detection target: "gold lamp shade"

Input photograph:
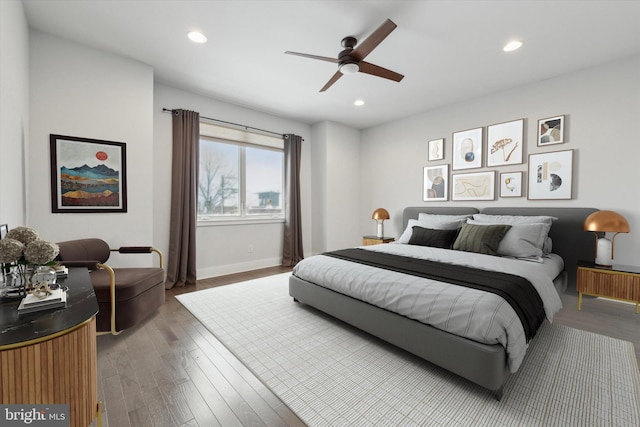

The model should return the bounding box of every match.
[584,210,630,266]
[372,208,390,221]
[584,210,630,233]
[372,208,390,238]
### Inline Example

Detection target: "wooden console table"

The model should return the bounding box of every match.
[0,268,100,427]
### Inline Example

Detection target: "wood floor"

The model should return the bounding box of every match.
[92,267,640,427]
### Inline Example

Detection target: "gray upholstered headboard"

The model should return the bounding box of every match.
[402,206,598,292]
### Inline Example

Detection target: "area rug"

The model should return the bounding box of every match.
[177,273,640,426]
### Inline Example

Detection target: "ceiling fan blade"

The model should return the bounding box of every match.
[359,61,404,82]
[351,19,397,61]
[284,51,339,64]
[320,71,343,92]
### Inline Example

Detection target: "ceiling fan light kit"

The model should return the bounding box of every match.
[285,18,404,92]
[339,62,359,74]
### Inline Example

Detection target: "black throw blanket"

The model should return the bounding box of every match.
[324,248,546,342]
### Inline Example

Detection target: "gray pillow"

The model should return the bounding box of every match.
[467,219,546,259]
[452,222,511,255]
[472,214,556,238]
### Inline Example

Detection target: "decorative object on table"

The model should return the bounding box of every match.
[583,210,630,266]
[527,149,573,200]
[499,171,523,198]
[49,134,127,213]
[428,138,444,161]
[537,115,565,146]
[0,226,60,297]
[487,119,524,167]
[371,208,390,238]
[452,127,483,170]
[17,285,67,314]
[423,164,449,201]
[452,171,495,201]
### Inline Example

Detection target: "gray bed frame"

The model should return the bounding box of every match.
[289,206,597,400]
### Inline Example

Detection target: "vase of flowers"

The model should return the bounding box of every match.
[0,227,59,297]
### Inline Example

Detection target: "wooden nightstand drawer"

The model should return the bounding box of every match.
[577,263,640,313]
[362,236,395,246]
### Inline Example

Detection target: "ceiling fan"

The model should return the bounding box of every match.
[285,18,404,92]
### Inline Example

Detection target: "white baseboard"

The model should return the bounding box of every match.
[197,257,283,280]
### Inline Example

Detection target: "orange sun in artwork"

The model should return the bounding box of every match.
[96,151,108,161]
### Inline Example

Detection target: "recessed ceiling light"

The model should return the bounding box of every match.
[354,99,365,106]
[503,40,523,52]
[187,31,207,44]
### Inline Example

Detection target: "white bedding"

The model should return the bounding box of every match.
[292,243,564,372]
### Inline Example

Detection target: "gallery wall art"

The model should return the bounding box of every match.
[50,134,127,213]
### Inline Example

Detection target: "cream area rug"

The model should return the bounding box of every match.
[176,273,640,427]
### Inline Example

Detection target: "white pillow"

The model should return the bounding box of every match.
[397,218,463,244]
[418,213,474,223]
[472,214,557,238]
[467,219,547,259]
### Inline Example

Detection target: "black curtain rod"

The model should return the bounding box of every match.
[162,108,286,138]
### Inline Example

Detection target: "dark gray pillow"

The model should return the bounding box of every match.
[452,222,511,255]
[408,226,459,249]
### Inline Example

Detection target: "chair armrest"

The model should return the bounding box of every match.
[110,247,164,269]
[59,260,101,270]
[115,246,153,254]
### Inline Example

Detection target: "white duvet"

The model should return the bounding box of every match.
[292,243,564,372]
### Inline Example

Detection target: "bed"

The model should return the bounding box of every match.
[289,207,597,400]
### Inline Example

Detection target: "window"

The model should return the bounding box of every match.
[198,123,284,222]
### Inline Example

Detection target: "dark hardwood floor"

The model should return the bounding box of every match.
[92,267,639,427]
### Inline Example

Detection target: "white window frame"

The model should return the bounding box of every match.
[197,122,285,226]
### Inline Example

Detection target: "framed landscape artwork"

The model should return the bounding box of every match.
[452,171,495,201]
[537,115,565,146]
[487,119,524,167]
[528,149,573,200]
[423,164,449,201]
[452,127,483,170]
[500,171,523,197]
[50,134,128,213]
[428,138,444,161]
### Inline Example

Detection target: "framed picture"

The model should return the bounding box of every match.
[452,127,483,170]
[527,149,573,200]
[50,134,127,213]
[487,119,524,166]
[452,171,495,201]
[499,172,523,198]
[428,138,444,161]
[423,164,449,201]
[537,115,565,146]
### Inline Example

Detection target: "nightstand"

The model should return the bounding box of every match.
[577,261,640,313]
[362,236,395,246]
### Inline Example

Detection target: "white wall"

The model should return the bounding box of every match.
[360,55,640,266]
[28,31,155,266]
[0,0,29,227]
[310,121,362,253]
[153,84,313,278]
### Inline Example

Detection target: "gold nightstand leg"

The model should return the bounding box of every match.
[578,292,583,311]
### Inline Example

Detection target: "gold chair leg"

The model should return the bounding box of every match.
[96,263,121,336]
[96,401,103,427]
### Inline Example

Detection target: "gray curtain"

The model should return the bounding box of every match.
[282,134,304,266]
[166,109,199,288]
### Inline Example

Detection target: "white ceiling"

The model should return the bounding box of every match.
[22,0,640,129]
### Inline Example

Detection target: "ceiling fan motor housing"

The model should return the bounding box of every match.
[338,37,359,72]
